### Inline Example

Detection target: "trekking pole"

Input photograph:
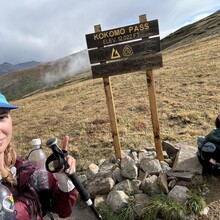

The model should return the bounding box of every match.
[45,138,103,220]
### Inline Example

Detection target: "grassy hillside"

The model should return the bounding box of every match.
[4,10,220,169]
[10,32,220,170]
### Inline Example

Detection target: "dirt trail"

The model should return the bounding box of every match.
[44,203,97,220]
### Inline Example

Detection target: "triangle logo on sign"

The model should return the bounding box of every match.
[111,48,121,59]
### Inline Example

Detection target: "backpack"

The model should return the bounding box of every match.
[14,158,54,220]
[197,136,220,174]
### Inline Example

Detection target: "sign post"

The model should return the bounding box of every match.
[86,14,164,160]
[94,25,122,159]
[139,15,164,161]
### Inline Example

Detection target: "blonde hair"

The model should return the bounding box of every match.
[0,143,17,185]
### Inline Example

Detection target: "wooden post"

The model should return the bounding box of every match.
[139,15,164,161]
[94,25,122,159]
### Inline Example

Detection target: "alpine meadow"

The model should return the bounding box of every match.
[0,10,219,169]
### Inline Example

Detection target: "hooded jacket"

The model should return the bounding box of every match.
[206,128,220,143]
[3,156,78,220]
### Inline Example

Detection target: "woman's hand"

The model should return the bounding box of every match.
[61,135,76,175]
[54,135,76,192]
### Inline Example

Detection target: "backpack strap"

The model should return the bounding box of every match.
[15,160,54,220]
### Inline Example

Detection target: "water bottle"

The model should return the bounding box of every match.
[0,183,16,219]
[28,138,49,191]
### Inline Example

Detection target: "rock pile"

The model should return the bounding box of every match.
[78,141,206,218]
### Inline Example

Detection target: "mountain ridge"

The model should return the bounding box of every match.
[0,61,41,76]
[0,9,219,101]
[161,9,220,49]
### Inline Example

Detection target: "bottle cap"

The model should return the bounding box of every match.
[31,138,41,146]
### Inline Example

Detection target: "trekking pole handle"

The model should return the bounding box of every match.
[45,138,103,220]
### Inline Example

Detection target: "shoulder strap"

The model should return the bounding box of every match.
[15,161,54,220]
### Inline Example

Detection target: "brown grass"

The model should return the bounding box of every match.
[11,34,220,170]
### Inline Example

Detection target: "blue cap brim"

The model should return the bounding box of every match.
[0,103,19,109]
[0,93,19,110]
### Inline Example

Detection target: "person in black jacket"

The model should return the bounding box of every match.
[197,114,220,174]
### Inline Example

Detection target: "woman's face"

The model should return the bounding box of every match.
[0,109,12,154]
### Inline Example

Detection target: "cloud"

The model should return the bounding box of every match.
[0,0,219,64]
[42,50,91,84]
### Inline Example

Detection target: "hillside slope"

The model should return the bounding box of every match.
[3,10,220,161]
[161,9,220,49]
[10,31,220,163]
[0,50,90,100]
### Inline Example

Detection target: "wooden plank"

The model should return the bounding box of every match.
[139,15,164,161]
[91,53,163,78]
[88,37,161,64]
[146,69,164,161]
[86,19,159,49]
[94,25,122,159]
[103,77,122,159]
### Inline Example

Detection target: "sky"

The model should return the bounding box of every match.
[0,0,219,65]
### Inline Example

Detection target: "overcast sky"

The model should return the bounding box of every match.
[0,0,219,65]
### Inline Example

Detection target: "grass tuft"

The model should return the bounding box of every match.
[186,187,207,215]
[142,194,186,220]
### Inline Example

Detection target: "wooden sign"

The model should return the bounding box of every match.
[88,37,161,64]
[86,19,162,79]
[92,53,162,78]
[86,20,159,49]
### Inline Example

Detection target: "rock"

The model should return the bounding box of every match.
[157,172,169,194]
[86,163,99,179]
[160,161,172,172]
[134,193,150,218]
[113,179,132,191]
[112,167,124,183]
[167,185,189,205]
[94,194,107,207]
[99,160,117,173]
[86,177,115,198]
[106,190,129,213]
[80,142,206,219]
[162,140,179,158]
[167,171,195,182]
[137,169,148,181]
[172,142,203,174]
[140,158,162,175]
[121,155,138,179]
[141,175,160,196]
[138,149,149,161]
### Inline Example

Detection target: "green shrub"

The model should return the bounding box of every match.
[186,190,206,215]
[98,203,119,220]
[142,194,186,220]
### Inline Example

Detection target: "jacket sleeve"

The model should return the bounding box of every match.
[48,172,78,218]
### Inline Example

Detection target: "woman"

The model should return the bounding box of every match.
[0,93,78,219]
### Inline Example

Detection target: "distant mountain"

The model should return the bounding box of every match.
[0,61,41,76]
[0,9,219,101]
[0,50,90,101]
